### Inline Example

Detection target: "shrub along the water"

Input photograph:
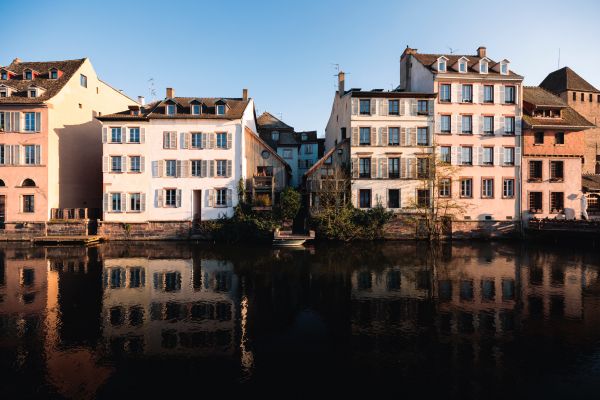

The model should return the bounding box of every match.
[310,204,394,241]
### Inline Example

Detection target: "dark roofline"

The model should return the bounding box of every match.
[348,91,437,99]
[244,127,291,172]
[304,139,349,178]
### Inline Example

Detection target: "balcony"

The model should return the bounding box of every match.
[252,175,274,191]
[51,208,98,220]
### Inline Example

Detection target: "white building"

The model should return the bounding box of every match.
[324,72,436,210]
[98,88,257,224]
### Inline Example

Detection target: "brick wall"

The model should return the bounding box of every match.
[562,91,600,173]
[46,221,88,236]
[0,222,46,241]
[99,221,192,240]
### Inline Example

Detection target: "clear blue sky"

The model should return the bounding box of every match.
[1,0,599,134]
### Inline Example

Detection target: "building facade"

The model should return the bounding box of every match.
[539,67,600,174]
[401,46,523,224]
[97,88,259,232]
[325,72,436,210]
[521,86,593,219]
[0,58,134,232]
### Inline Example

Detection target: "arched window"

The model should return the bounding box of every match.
[0,179,5,187]
[21,178,36,187]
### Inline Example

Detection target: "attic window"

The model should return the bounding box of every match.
[191,104,201,115]
[0,71,6,80]
[216,104,225,115]
[0,89,6,97]
[459,61,467,73]
[24,70,32,80]
[479,61,488,74]
[131,109,140,116]
[301,133,307,141]
[438,59,446,72]
[49,69,58,79]
[272,131,280,141]
[500,63,508,75]
[167,104,176,115]
[29,89,37,98]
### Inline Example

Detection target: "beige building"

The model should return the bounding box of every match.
[0,57,135,233]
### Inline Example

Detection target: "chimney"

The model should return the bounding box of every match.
[242,88,248,101]
[138,96,145,106]
[12,57,21,64]
[338,71,345,97]
[166,87,175,98]
[477,46,487,58]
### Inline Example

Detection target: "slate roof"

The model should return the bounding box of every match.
[522,87,594,129]
[296,130,318,142]
[98,97,250,121]
[523,86,567,108]
[583,174,600,191]
[539,67,599,94]
[256,112,294,131]
[0,58,86,104]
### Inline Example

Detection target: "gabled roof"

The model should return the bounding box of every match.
[522,86,595,129]
[523,86,567,108]
[244,127,291,172]
[304,139,349,178]
[256,112,294,131]
[539,66,599,94]
[296,131,318,142]
[0,58,86,104]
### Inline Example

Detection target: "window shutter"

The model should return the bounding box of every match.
[158,160,164,177]
[209,189,215,207]
[103,156,109,173]
[170,131,177,149]
[371,158,377,178]
[381,99,388,116]
[35,112,41,132]
[227,132,232,149]
[121,193,127,212]
[410,99,417,116]
[103,193,108,212]
[140,193,146,212]
[457,116,462,134]
[400,127,407,146]
[409,158,416,178]
[515,146,521,166]
[5,112,11,132]
[201,160,208,177]
[226,160,232,177]
[352,127,359,145]
[451,114,457,134]
[351,158,358,179]
[209,133,216,149]
[13,145,20,165]
[35,145,41,165]
[370,127,376,146]
[121,156,127,172]
[435,115,441,133]
[452,146,460,165]
[472,84,479,103]
[370,99,377,115]
[479,115,484,135]
[182,160,190,178]
[494,147,502,166]
[176,160,182,178]
[0,145,4,165]
[452,83,459,103]
[227,189,233,207]
[479,85,484,104]
[380,157,388,179]
[405,128,411,146]
[411,128,418,146]
[380,127,388,146]
[428,100,434,116]
[155,189,163,208]
[399,99,406,116]
[140,156,145,173]
[13,112,20,132]
[176,189,182,207]
[500,86,506,104]
[351,98,358,115]
[151,161,158,177]
[140,128,145,143]
[473,115,479,135]
[123,127,128,143]
[201,132,207,149]
[163,131,169,148]
[401,157,407,178]
[515,116,522,136]
[180,132,188,149]
[102,127,108,143]
[209,160,215,177]
[494,116,500,135]
[476,146,483,166]
[495,85,501,104]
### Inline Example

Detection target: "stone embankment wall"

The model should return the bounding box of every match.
[98,221,193,240]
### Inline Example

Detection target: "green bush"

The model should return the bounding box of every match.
[196,205,279,243]
[310,203,393,241]
[276,187,302,222]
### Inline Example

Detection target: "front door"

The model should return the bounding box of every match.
[193,190,202,222]
[0,195,5,229]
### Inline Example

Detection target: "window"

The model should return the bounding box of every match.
[359,99,371,115]
[529,192,543,212]
[550,161,564,181]
[590,94,593,103]
[216,132,227,149]
[534,131,544,144]
[501,63,508,75]
[462,115,472,134]
[22,195,34,213]
[389,127,399,145]
[25,70,32,80]
[439,178,451,197]
[505,86,516,104]
[191,133,203,149]
[389,100,399,115]
[555,132,564,145]
[111,127,122,143]
[417,127,429,145]
[216,160,227,177]
[550,192,564,213]
[581,93,584,101]
[503,178,515,198]
[0,90,6,97]
[166,104,176,115]
[483,116,494,135]
[529,160,542,181]
[417,189,430,207]
[0,71,6,80]
[388,158,400,178]
[482,178,494,198]
[111,193,122,212]
[29,90,36,98]
[21,178,36,187]
[417,158,430,178]
[459,61,467,73]
[80,74,87,88]
[282,149,292,159]
[24,112,36,131]
[418,100,428,114]
[301,133,307,141]
[50,69,58,79]
[440,146,451,164]
[129,156,141,173]
[165,160,177,177]
[216,188,227,206]
[441,115,451,133]
[504,116,515,135]
[438,59,447,72]
[24,145,37,165]
[484,85,494,103]
[165,189,177,207]
[482,147,494,166]
[503,147,515,166]
[573,92,577,101]
[163,131,176,149]
[111,156,122,173]
[191,160,202,177]
[388,189,400,209]
[192,104,201,115]
[271,131,279,141]
[460,178,473,198]
[341,127,347,139]
[461,146,472,165]
[440,84,451,102]
[129,127,140,143]
[462,84,473,103]
[359,189,371,208]
[479,61,488,73]
[129,193,142,212]
[359,158,371,178]
[359,127,370,145]
[216,104,226,115]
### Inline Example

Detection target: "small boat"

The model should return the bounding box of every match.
[273,229,315,247]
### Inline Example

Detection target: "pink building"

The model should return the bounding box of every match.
[400,46,523,230]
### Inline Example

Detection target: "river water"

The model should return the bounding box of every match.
[1,241,600,398]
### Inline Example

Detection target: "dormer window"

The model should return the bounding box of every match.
[132,109,140,116]
[272,131,280,141]
[24,70,32,80]
[167,104,176,115]
[216,104,225,115]
[29,89,37,98]
[301,133,307,141]
[191,104,201,115]
[0,89,7,98]
[0,71,6,80]
[439,59,446,72]
[49,69,58,79]
[479,60,488,74]
[459,61,467,73]
[500,63,508,75]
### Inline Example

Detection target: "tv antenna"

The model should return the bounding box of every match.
[148,78,157,101]
[447,46,460,54]
[557,48,561,69]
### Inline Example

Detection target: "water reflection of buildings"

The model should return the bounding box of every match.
[102,257,240,357]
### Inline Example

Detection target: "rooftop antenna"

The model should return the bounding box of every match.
[557,48,561,69]
[148,78,156,101]
[447,46,459,54]
[278,112,283,120]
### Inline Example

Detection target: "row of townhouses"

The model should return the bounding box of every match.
[1,46,599,239]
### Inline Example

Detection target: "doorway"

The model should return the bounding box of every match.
[193,190,202,222]
[0,195,5,229]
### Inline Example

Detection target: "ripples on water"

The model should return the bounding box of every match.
[1,241,600,398]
